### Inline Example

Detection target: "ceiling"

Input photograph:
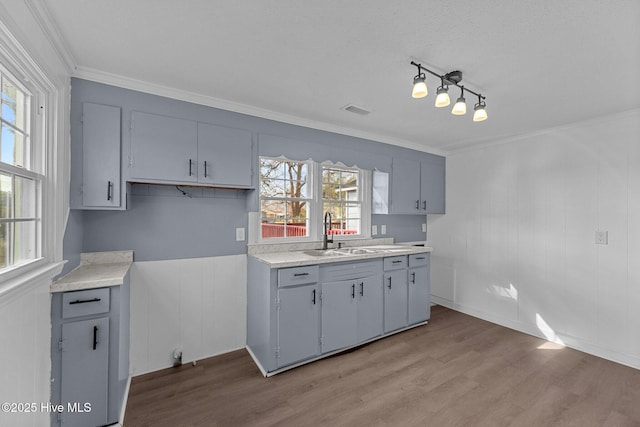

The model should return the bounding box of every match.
[43,0,640,154]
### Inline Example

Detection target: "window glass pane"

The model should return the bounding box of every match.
[15,176,36,218]
[0,222,7,268]
[322,183,338,200]
[260,158,284,180]
[284,219,308,238]
[2,76,26,130]
[260,178,285,198]
[284,179,308,199]
[13,220,36,264]
[0,173,12,219]
[0,125,26,168]
[286,201,307,220]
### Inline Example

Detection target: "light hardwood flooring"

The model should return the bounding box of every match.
[124,306,640,426]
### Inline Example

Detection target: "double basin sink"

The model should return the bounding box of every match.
[302,245,410,258]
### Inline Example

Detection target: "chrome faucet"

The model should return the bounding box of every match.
[323,211,334,250]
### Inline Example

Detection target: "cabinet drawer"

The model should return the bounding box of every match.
[62,288,110,319]
[278,265,319,287]
[409,253,429,268]
[383,256,407,271]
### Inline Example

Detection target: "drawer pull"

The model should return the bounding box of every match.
[294,272,309,277]
[92,326,98,351]
[69,298,101,305]
[416,257,425,260]
[392,260,403,264]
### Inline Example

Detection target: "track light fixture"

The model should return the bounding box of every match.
[434,78,450,108]
[410,61,487,122]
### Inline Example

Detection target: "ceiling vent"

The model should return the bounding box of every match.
[341,104,371,116]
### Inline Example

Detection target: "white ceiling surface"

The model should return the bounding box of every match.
[44,0,640,153]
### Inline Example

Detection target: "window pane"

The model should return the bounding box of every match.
[2,76,26,130]
[261,199,285,222]
[260,178,285,198]
[0,173,12,219]
[260,159,284,180]
[13,220,36,264]
[284,219,308,238]
[322,183,338,200]
[0,222,7,268]
[0,125,26,167]
[285,180,308,198]
[286,201,307,219]
[15,176,36,218]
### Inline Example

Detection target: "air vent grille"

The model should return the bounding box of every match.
[341,104,371,116]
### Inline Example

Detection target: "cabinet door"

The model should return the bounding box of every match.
[357,275,383,342]
[390,157,421,214]
[420,159,445,214]
[197,123,253,187]
[408,266,430,324]
[61,317,109,427]
[82,103,121,208]
[277,285,319,367]
[130,111,198,182]
[321,280,358,353]
[383,270,408,332]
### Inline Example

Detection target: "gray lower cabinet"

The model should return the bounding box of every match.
[408,254,431,325]
[51,280,130,427]
[247,255,427,375]
[277,284,320,367]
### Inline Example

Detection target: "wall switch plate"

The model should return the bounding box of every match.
[422,223,427,233]
[381,225,387,235]
[595,230,608,245]
[371,225,378,236]
[236,227,245,241]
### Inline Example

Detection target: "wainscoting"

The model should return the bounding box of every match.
[129,255,246,375]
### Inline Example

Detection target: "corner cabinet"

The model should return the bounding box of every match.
[390,156,445,214]
[247,254,430,376]
[73,102,123,209]
[129,111,253,188]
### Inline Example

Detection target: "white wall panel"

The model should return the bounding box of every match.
[130,255,247,376]
[430,110,640,369]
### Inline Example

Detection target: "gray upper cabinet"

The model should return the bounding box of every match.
[80,102,122,209]
[129,111,253,188]
[197,122,253,188]
[130,111,198,183]
[390,156,445,214]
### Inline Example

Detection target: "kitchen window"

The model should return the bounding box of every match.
[258,156,370,242]
[0,67,41,271]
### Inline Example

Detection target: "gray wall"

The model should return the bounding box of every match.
[67,79,440,262]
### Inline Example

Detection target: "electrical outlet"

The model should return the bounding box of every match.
[381,225,387,235]
[422,223,427,233]
[236,227,245,241]
[595,231,608,245]
[371,225,378,236]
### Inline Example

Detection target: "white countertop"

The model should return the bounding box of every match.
[51,251,133,293]
[250,244,432,268]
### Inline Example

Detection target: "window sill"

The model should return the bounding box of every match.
[0,259,65,301]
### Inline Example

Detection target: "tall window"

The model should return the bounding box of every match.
[0,68,40,270]
[322,165,362,235]
[260,157,312,239]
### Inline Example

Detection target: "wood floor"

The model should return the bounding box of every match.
[124,306,640,426]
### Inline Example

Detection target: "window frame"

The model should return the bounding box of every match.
[0,45,49,281]
[257,156,371,244]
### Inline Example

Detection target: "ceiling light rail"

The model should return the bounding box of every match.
[410,61,488,122]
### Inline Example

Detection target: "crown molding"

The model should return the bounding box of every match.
[447,108,640,155]
[72,65,447,157]
[24,0,76,74]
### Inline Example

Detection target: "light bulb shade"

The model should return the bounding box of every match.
[412,75,428,98]
[434,86,450,107]
[452,96,466,115]
[473,102,488,122]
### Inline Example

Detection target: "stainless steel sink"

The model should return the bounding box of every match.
[302,249,347,257]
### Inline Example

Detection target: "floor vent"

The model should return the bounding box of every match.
[341,104,371,116]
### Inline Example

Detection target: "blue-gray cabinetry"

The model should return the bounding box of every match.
[73,102,123,209]
[320,261,383,353]
[247,253,430,376]
[390,156,445,214]
[51,281,130,427]
[130,111,253,188]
